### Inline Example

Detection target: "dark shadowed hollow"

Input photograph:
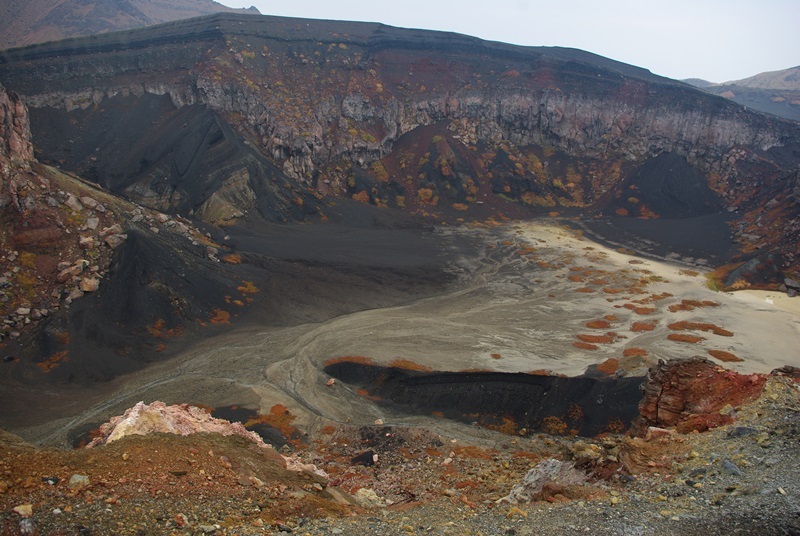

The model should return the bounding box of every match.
[324,361,644,437]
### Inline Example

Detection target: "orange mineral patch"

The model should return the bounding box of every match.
[585,320,612,329]
[623,347,648,357]
[668,321,733,337]
[668,299,720,313]
[708,349,744,362]
[631,321,656,332]
[572,341,599,351]
[596,358,620,375]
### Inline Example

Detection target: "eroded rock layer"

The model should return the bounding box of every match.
[1,13,798,274]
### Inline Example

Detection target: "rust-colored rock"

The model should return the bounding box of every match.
[631,357,766,435]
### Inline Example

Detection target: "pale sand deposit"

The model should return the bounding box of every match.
[278,221,799,378]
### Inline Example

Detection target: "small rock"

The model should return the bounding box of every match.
[79,196,98,209]
[645,427,674,440]
[506,506,528,518]
[374,419,384,425]
[79,277,100,293]
[326,378,336,386]
[13,504,33,517]
[57,264,84,283]
[68,288,85,301]
[351,450,376,467]
[19,519,36,536]
[173,513,190,527]
[0,480,8,493]
[198,525,218,534]
[104,234,127,249]
[727,426,758,438]
[68,474,90,491]
[721,459,743,476]
[85,217,100,230]
[65,195,84,212]
[15,307,30,316]
[101,224,123,236]
[354,488,388,508]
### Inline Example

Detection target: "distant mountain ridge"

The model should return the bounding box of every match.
[0,0,259,50]
[684,66,800,122]
[728,66,800,90]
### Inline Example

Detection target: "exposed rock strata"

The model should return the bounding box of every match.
[632,357,767,435]
[1,14,798,276]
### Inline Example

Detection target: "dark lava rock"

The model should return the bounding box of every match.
[727,426,759,438]
[350,450,376,467]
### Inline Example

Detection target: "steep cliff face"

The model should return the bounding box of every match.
[1,13,799,273]
[0,82,268,380]
[0,83,33,169]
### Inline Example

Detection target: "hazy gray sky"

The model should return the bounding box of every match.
[218,0,797,82]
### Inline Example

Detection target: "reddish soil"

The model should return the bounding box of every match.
[708,349,744,363]
[667,321,733,337]
[667,333,705,344]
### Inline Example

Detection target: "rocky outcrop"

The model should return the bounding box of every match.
[498,458,587,504]
[0,83,33,167]
[632,358,766,435]
[86,400,269,448]
[84,400,328,478]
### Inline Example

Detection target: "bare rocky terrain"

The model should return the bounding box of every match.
[1,366,798,535]
[1,13,800,536]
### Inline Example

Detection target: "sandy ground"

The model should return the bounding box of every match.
[14,221,800,447]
